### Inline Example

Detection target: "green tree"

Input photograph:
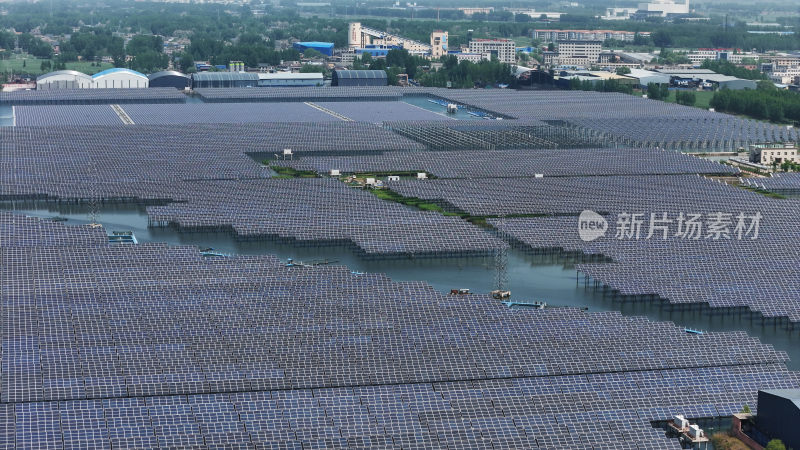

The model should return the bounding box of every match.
[302,48,323,59]
[765,439,786,450]
[616,66,631,75]
[740,404,751,414]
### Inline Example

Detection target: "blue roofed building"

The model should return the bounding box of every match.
[293,41,335,56]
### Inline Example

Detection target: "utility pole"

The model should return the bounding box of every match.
[494,216,508,291]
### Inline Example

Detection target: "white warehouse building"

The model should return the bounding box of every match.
[37,68,150,89]
[91,68,149,88]
[36,70,94,90]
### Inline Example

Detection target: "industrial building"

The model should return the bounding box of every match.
[468,39,516,64]
[191,72,259,89]
[534,29,650,43]
[37,69,149,89]
[757,389,800,449]
[148,70,190,89]
[91,68,149,89]
[332,69,387,87]
[626,68,671,87]
[637,0,690,16]
[348,22,431,55]
[36,70,94,90]
[655,69,758,90]
[355,45,398,59]
[257,72,323,87]
[292,41,334,56]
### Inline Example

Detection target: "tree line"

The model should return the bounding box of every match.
[710,82,800,124]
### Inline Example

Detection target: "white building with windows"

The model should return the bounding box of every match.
[553,41,602,67]
[468,39,516,64]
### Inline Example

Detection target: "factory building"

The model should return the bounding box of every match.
[756,389,800,450]
[91,68,149,89]
[148,71,190,89]
[332,70,387,87]
[257,72,324,87]
[36,70,94,90]
[348,22,431,55]
[468,39,516,64]
[37,69,149,89]
[191,72,259,89]
[293,42,335,56]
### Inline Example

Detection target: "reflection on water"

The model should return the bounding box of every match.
[5,201,799,369]
[0,105,12,127]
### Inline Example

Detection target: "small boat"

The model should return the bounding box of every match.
[108,231,138,244]
[502,300,547,309]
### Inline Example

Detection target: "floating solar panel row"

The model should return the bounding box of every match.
[744,172,800,195]
[15,105,125,127]
[314,101,452,123]
[457,177,800,321]
[0,123,422,197]
[14,103,341,127]
[144,178,507,256]
[387,174,790,217]
[0,88,186,105]
[0,125,269,191]
[427,89,717,121]
[276,148,738,179]
[0,220,791,402]
[7,366,793,449]
[2,215,797,448]
[559,117,800,151]
[387,121,611,150]
[195,87,406,103]
[0,212,108,247]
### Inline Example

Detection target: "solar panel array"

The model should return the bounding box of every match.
[744,172,800,194]
[3,86,800,448]
[558,117,800,151]
[380,174,800,322]
[0,88,186,105]
[195,87,407,102]
[387,120,611,150]
[1,212,798,448]
[315,101,451,123]
[276,148,738,179]
[15,105,125,127]
[15,103,342,126]
[15,101,459,127]
[144,178,506,256]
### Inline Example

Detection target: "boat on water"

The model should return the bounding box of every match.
[108,231,138,244]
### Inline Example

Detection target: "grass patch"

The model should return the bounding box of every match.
[370,187,547,227]
[269,164,320,178]
[1,55,113,76]
[740,185,787,199]
[665,89,714,109]
[351,170,435,179]
[710,432,751,450]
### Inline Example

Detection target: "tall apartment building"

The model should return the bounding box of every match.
[468,39,516,64]
[534,29,650,43]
